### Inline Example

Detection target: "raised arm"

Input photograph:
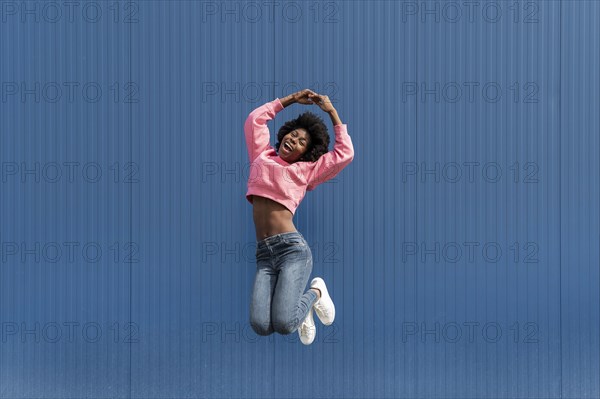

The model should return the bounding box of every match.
[244,89,317,162]
[244,99,284,162]
[305,94,354,191]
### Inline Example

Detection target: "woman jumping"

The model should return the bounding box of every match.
[244,89,354,345]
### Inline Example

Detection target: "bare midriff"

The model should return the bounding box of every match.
[251,195,297,241]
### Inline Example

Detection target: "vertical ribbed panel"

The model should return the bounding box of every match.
[0,1,132,397]
[561,2,600,398]
[0,1,598,398]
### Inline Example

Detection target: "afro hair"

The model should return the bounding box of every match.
[275,111,330,163]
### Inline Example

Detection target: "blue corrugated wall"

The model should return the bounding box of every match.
[0,1,598,398]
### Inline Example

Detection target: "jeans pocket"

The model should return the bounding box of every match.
[255,245,270,263]
[282,235,306,247]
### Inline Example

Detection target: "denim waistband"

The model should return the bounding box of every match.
[257,231,304,246]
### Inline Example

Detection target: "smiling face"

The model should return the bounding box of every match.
[279,128,311,163]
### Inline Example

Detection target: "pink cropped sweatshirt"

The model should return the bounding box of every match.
[244,98,354,215]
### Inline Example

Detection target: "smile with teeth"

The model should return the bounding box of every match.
[284,142,293,152]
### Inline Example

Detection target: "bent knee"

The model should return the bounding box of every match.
[273,318,297,335]
[250,318,273,336]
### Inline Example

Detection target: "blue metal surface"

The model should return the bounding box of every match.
[0,1,598,398]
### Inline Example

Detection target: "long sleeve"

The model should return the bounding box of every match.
[305,123,354,191]
[244,98,284,162]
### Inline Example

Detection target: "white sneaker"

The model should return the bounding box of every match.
[298,307,316,345]
[310,277,335,325]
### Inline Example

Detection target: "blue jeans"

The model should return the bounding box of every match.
[249,231,318,336]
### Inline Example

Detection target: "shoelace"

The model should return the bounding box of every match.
[314,301,329,316]
[300,322,313,336]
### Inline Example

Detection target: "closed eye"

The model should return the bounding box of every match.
[292,131,307,146]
